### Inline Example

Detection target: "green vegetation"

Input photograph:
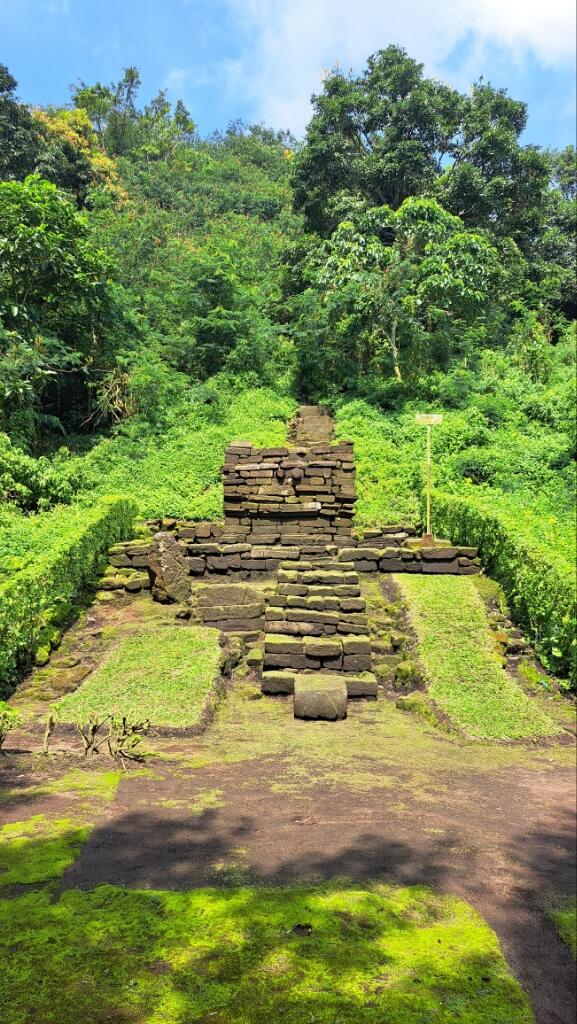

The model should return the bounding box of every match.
[0,881,534,1023]
[335,381,575,681]
[57,625,221,726]
[548,898,577,958]
[0,700,22,749]
[0,47,575,692]
[0,495,136,696]
[71,387,296,519]
[0,814,89,885]
[396,576,558,740]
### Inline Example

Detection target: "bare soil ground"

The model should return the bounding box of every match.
[2,590,576,1024]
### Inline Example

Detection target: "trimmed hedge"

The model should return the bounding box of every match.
[0,495,137,697]
[431,489,576,684]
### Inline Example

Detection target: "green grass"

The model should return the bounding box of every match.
[548,898,577,958]
[396,575,558,740]
[56,625,221,727]
[0,815,89,886]
[0,881,534,1023]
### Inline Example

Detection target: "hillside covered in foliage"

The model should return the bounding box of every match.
[0,49,575,682]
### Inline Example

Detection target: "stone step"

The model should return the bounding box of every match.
[263,619,370,638]
[261,669,378,701]
[294,674,347,720]
[265,608,369,632]
[268,595,366,613]
[263,633,372,673]
[278,569,360,586]
[280,559,356,572]
[277,583,362,598]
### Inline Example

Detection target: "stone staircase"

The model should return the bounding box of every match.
[260,556,378,719]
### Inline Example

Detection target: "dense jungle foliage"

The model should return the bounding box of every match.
[0,49,575,682]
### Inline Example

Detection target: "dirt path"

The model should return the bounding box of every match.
[45,690,575,1024]
[3,581,576,1024]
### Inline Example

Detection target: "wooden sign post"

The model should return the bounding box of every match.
[415,413,443,541]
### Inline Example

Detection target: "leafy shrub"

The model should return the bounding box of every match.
[74,387,297,518]
[0,701,23,750]
[0,433,81,510]
[431,489,576,683]
[0,495,136,696]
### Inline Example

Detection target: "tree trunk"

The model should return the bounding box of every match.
[390,319,402,381]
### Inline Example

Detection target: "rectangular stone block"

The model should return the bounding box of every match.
[201,602,264,620]
[303,637,342,658]
[294,675,347,720]
[339,598,365,612]
[379,558,405,572]
[261,671,295,695]
[341,636,371,655]
[239,558,267,571]
[343,654,372,672]
[265,635,302,654]
[190,543,221,555]
[421,547,459,561]
[196,584,253,606]
[206,555,242,572]
[346,674,378,698]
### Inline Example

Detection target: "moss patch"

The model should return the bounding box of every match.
[396,576,558,740]
[0,881,534,1023]
[548,897,577,958]
[56,625,221,727]
[0,814,89,885]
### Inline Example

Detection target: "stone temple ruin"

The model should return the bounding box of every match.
[107,406,481,720]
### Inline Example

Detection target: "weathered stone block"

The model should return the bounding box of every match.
[341,636,371,655]
[421,547,459,561]
[131,554,151,568]
[303,637,342,658]
[203,603,264,621]
[206,554,242,572]
[379,558,405,572]
[240,559,267,571]
[109,554,132,568]
[339,598,365,612]
[294,675,347,720]
[346,673,378,698]
[261,671,295,694]
[265,635,302,654]
[343,653,372,672]
[148,532,191,604]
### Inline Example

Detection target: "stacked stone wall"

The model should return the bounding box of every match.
[222,441,357,549]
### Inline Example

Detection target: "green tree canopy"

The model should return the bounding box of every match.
[293,197,502,397]
[293,45,549,252]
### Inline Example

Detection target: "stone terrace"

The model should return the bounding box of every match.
[100,406,482,718]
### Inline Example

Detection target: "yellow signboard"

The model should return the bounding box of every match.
[415,413,444,426]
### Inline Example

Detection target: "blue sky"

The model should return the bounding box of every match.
[1,0,575,147]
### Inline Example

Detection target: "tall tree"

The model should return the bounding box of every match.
[293,46,549,250]
[293,197,502,396]
[0,65,40,181]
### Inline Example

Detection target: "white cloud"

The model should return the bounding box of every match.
[222,0,576,131]
[45,0,69,13]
